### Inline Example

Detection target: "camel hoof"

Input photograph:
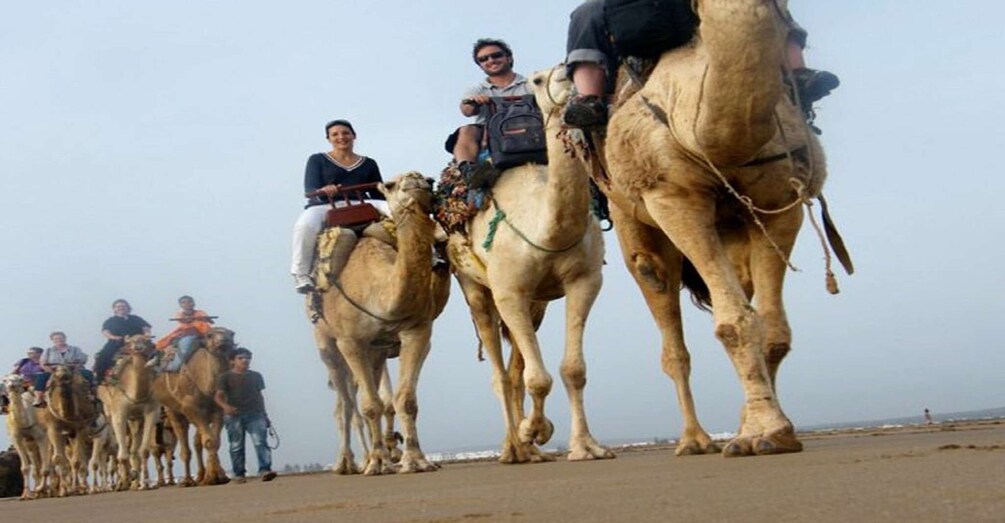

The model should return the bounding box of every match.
[723,438,754,458]
[753,430,803,455]
[179,477,196,488]
[332,462,361,475]
[675,440,721,456]
[518,417,555,446]
[398,457,438,473]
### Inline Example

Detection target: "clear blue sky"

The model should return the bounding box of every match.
[2,1,1003,468]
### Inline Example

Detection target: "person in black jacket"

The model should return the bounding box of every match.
[290,119,387,293]
[93,299,151,384]
[563,0,839,128]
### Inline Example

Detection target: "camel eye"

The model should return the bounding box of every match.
[533,77,543,86]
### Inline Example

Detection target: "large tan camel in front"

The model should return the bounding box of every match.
[550,0,839,456]
[153,327,235,486]
[3,374,52,499]
[97,334,161,490]
[311,172,450,475]
[447,87,611,464]
[36,365,97,496]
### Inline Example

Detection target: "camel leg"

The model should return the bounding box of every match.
[378,363,403,463]
[317,335,361,475]
[337,337,391,476]
[202,410,229,485]
[494,291,556,454]
[106,412,132,492]
[393,327,438,473]
[559,267,614,461]
[504,301,545,433]
[135,407,158,490]
[749,208,802,389]
[12,437,34,500]
[457,278,537,464]
[166,411,195,487]
[610,206,720,456]
[642,187,798,457]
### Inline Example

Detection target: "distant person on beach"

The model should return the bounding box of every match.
[215,347,278,483]
[924,408,933,425]
[1,347,44,413]
[93,299,152,383]
[156,295,215,372]
[34,332,94,406]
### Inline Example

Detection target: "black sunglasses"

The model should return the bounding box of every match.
[477,51,506,63]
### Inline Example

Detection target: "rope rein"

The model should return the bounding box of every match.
[482,196,585,253]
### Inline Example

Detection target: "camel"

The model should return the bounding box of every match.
[311,171,451,475]
[445,89,612,464]
[36,365,98,496]
[97,334,161,490]
[152,326,235,486]
[87,411,117,493]
[3,374,52,499]
[547,0,846,457]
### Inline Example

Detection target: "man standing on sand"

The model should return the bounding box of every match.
[214,347,278,483]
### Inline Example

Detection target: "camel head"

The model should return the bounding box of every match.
[203,327,236,355]
[378,171,436,218]
[3,374,27,395]
[529,65,571,119]
[122,334,156,358]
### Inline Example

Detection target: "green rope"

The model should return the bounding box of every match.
[482,207,506,251]
[483,197,583,253]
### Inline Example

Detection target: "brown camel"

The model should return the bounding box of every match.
[3,374,52,499]
[446,89,611,464]
[152,326,235,486]
[97,334,161,490]
[36,365,97,496]
[311,171,450,475]
[549,0,844,457]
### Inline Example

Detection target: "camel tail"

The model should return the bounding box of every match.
[682,257,712,312]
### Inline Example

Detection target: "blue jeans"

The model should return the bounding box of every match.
[163,335,198,372]
[224,412,272,477]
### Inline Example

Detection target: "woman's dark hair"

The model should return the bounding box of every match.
[28,346,44,354]
[230,347,253,360]
[325,119,356,137]
[178,295,194,303]
[472,38,513,64]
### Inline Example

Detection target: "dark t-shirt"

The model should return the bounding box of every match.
[101,315,152,336]
[303,154,384,208]
[216,370,266,415]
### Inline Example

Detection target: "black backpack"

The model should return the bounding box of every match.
[486,95,548,171]
[604,0,700,58]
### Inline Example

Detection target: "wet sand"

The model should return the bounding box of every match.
[2,420,1003,522]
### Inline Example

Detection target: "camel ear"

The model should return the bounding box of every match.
[433,223,448,242]
[378,181,393,197]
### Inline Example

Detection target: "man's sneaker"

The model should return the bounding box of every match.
[232,476,247,484]
[563,95,608,129]
[261,471,278,482]
[293,274,315,294]
[793,68,840,107]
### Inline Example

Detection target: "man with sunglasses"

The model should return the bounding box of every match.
[215,348,277,483]
[444,38,532,177]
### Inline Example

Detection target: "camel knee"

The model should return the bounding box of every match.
[765,343,790,368]
[660,348,692,381]
[630,252,667,292]
[559,362,586,390]
[524,372,552,397]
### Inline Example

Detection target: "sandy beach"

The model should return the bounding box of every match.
[2,420,1002,522]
